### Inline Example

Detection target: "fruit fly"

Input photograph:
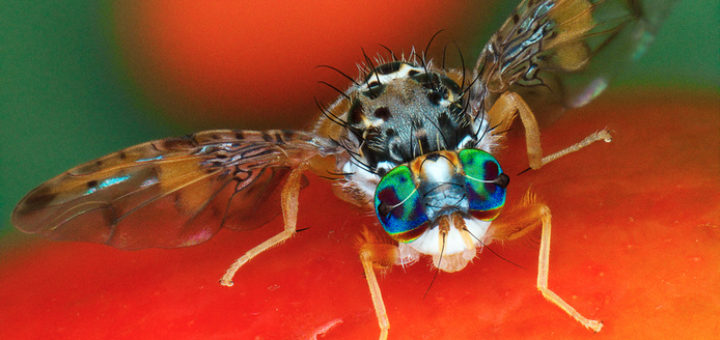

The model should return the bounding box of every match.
[12,0,676,338]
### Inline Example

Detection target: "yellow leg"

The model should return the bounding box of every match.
[219,165,306,286]
[487,91,612,169]
[360,249,390,340]
[357,229,399,340]
[490,191,603,332]
[539,129,612,167]
[536,204,604,332]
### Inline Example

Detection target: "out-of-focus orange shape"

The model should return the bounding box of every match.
[114,1,484,128]
[0,92,718,339]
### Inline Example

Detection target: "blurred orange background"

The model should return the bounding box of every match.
[114,1,489,128]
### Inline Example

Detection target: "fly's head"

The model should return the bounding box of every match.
[373,149,509,269]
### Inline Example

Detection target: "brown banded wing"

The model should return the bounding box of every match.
[12,130,339,249]
[473,0,677,123]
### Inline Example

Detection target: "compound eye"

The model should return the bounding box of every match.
[374,165,430,242]
[458,149,508,221]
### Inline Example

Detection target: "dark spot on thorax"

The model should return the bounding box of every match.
[373,107,392,121]
[427,92,442,105]
[374,61,404,75]
[348,101,364,124]
[362,83,385,99]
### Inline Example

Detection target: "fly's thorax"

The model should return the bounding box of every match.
[344,61,474,172]
[374,149,508,260]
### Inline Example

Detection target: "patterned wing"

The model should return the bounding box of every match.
[12,130,340,249]
[472,0,677,122]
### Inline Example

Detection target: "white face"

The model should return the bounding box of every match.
[407,216,491,257]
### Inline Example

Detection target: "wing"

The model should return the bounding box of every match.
[12,129,340,249]
[472,0,677,123]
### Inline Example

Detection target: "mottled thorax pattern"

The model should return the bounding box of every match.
[344,61,474,175]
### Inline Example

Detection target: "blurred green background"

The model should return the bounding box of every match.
[1,1,718,236]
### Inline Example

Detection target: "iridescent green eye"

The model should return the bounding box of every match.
[458,149,508,221]
[374,165,429,242]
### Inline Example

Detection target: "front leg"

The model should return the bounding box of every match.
[358,228,400,340]
[489,190,604,332]
[487,91,612,170]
